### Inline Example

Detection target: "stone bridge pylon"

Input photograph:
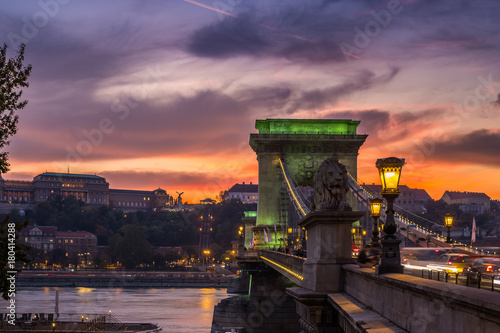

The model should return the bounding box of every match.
[249,118,367,249]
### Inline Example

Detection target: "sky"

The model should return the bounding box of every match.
[1,0,500,203]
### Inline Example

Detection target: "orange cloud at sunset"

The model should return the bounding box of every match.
[2,0,500,204]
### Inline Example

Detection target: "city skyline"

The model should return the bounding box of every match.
[1,0,500,203]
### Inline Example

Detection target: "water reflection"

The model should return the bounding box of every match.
[76,287,95,294]
[0,287,229,333]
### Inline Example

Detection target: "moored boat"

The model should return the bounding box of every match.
[1,313,162,333]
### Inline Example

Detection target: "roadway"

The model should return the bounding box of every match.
[403,266,500,293]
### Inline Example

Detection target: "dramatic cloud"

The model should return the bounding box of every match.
[101,170,215,189]
[1,0,500,201]
[284,68,399,114]
[430,129,500,167]
[186,0,500,63]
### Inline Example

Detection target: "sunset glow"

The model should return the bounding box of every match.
[1,0,499,203]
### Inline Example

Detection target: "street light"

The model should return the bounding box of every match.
[369,197,383,246]
[445,213,454,243]
[376,157,405,274]
[203,249,210,265]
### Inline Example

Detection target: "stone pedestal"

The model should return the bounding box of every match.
[299,210,364,292]
[212,262,300,333]
[287,287,342,333]
[376,237,404,274]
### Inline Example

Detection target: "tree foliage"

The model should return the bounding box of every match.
[110,224,153,269]
[0,43,32,173]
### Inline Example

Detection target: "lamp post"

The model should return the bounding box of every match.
[369,197,383,246]
[445,213,454,243]
[376,157,405,274]
[238,226,245,256]
[203,250,210,265]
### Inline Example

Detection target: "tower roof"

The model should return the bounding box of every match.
[255,118,361,135]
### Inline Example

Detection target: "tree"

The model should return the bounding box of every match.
[0,43,32,173]
[110,224,153,269]
[0,43,31,299]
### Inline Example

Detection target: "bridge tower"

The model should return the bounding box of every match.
[249,118,367,248]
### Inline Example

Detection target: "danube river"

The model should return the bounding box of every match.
[1,287,230,332]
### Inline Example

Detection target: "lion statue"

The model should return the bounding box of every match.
[309,158,351,212]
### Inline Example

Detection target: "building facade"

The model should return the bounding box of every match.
[108,188,173,211]
[362,184,432,214]
[0,172,174,211]
[18,226,98,266]
[32,172,109,205]
[440,191,491,214]
[223,182,259,204]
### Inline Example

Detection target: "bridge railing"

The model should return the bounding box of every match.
[279,159,310,218]
[259,250,306,281]
[348,174,495,256]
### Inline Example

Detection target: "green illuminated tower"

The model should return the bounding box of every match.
[249,119,367,248]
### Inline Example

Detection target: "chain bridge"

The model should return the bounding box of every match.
[211,118,500,333]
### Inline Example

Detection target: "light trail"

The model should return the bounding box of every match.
[183,0,363,60]
[183,0,315,44]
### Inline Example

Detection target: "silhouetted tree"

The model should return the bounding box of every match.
[110,224,153,269]
[0,43,32,173]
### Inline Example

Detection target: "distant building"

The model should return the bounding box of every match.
[223,182,258,204]
[362,184,432,213]
[0,172,174,212]
[200,198,216,205]
[19,226,98,266]
[18,226,57,253]
[440,191,491,214]
[109,188,173,212]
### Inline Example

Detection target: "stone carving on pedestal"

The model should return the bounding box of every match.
[299,157,363,292]
[309,157,351,212]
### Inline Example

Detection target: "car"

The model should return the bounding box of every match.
[427,253,473,273]
[401,247,451,267]
[463,257,500,279]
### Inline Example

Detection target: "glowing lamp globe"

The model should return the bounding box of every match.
[369,198,383,217]
[445,213,454,228]
[376,157,405,193]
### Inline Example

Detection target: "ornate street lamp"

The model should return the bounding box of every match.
[376,157,405,274]
[445,213,454,243]
[369,197,383,246]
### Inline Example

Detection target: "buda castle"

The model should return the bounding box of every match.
[0,172,174,212]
